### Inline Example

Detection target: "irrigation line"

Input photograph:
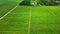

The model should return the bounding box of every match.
[46,6,60,21]
[28,6,31,34]
[0,5,18,20]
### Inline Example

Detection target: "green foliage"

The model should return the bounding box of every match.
[37,0,60,6]
[19,0,31,6]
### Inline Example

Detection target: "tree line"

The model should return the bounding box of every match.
[19,0,60,6]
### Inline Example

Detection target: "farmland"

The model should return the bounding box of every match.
[0,0,60,34]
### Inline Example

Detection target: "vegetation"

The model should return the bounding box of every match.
[0,0,60,34]
[19,0,60,6]
[0,6,60,34]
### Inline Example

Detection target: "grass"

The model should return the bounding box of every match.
[31,6,60,23]
[0,0,60,34]
[0,6,60,34]
[0,6,29,34]
[30,6,60,34]
[0,0,23,17]
[0,2,17,17]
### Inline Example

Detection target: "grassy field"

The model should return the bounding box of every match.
[0,0,60,34]
[0,0,23,17]
[30,6,60,34]
[0,6,60,34]
[0,6,29,34]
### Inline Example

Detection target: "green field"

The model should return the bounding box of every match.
[0,0,60,34]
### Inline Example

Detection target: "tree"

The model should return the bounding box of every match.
[19,0,30,6]
[19,0,60,6]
